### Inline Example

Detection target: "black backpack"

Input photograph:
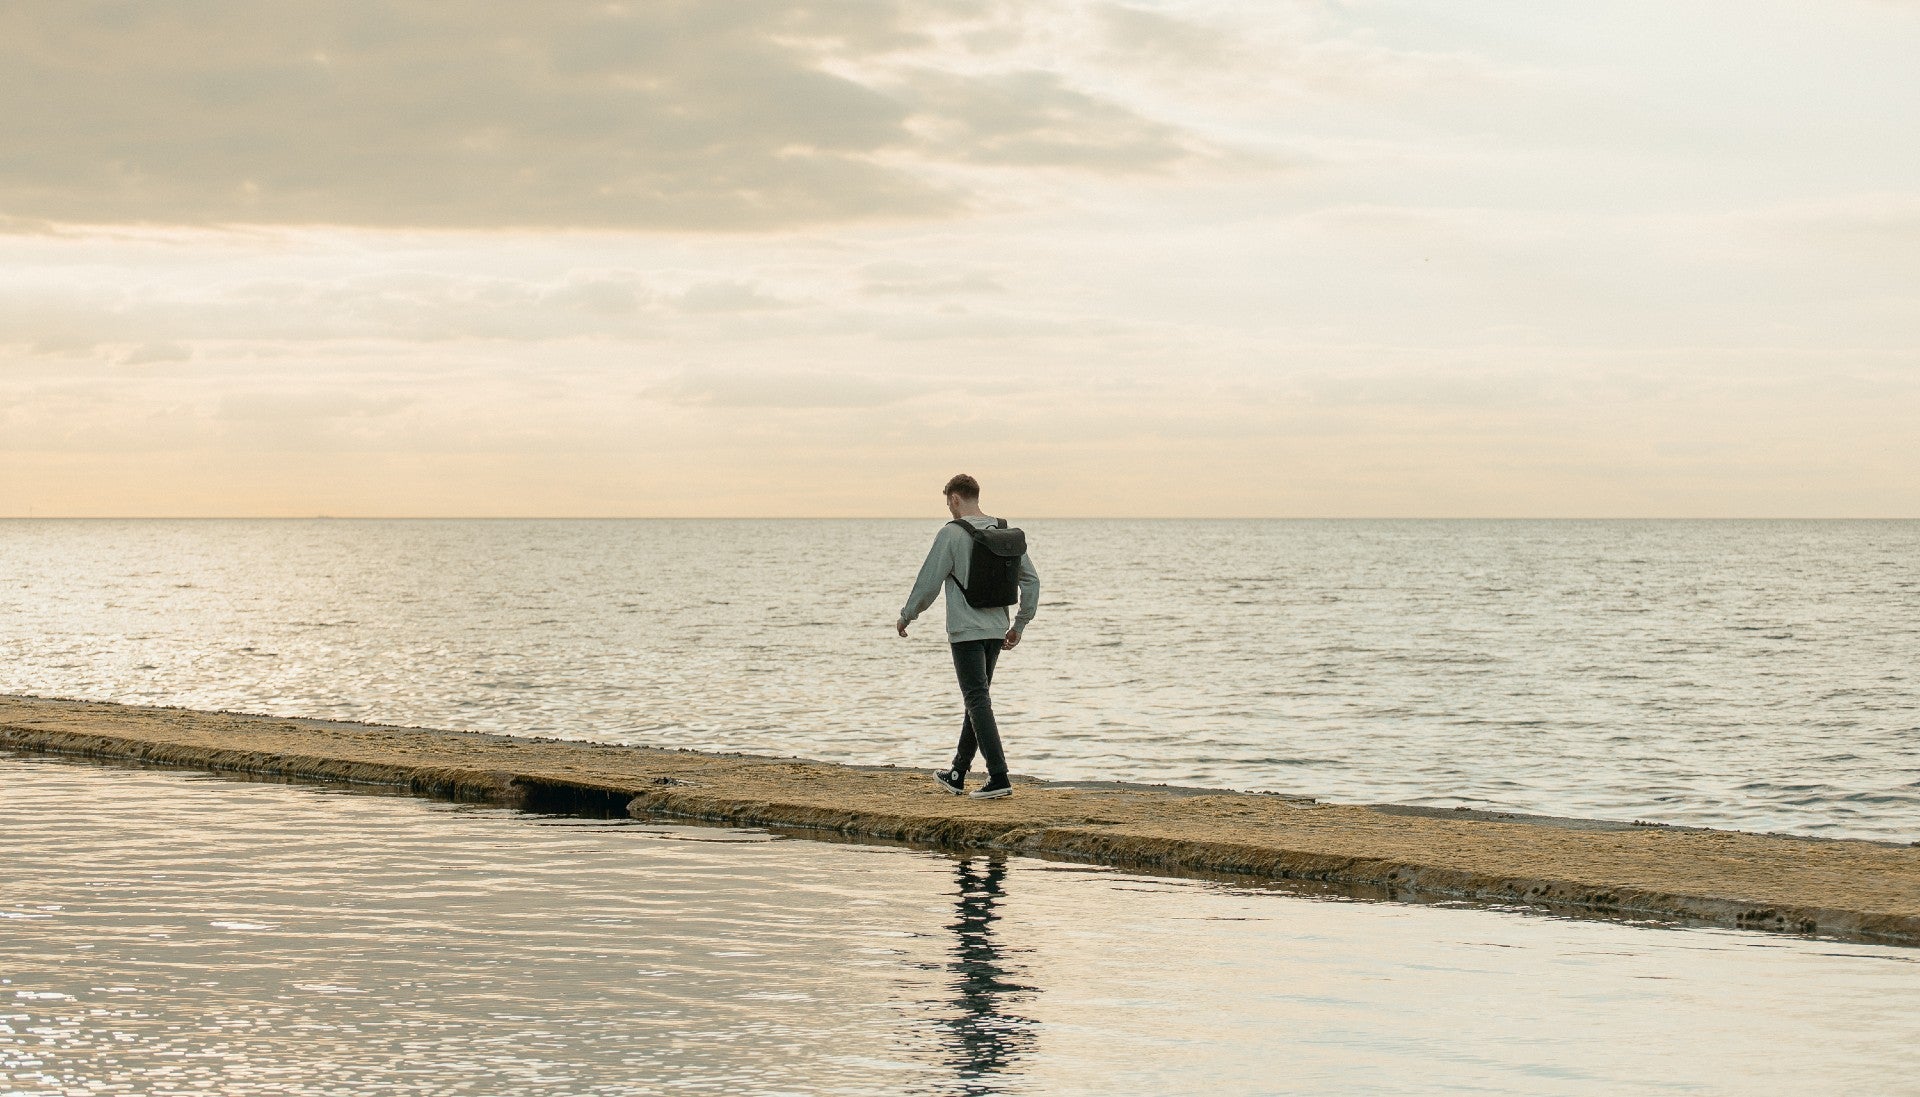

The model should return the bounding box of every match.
[949,518,1027,608]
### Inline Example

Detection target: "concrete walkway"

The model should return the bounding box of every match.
[3,694,1915,946]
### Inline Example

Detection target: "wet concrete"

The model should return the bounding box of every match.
[3,694,1916,946]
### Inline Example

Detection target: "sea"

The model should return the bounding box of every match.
[4,518,1918,1095]
[1,518,1914,839]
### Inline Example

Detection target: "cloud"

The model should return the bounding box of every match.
[1097,4,1237,68]
[119,341,193,365]
[676,281,794,313]
[542,274,647,317]
[0,0,1213,231]
[217,389,413,422]
[860,267,1006,296]
[899,68,1196,170]
[647,367,933,408]
[1733,193,1920,245]
[0,267,672,349]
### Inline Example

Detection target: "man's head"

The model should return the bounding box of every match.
[942,473,981,517]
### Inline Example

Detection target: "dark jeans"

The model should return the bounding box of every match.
[949,638,1007,779]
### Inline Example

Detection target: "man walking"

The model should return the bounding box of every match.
[895,474,1040,800]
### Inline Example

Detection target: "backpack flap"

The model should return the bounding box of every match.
[950,518,1025,558]
[976,526,1026,557]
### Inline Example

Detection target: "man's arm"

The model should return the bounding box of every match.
[1005,553,1040,647]
[895,527,957,636]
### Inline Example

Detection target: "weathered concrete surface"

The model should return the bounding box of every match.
[3,694,1917,946]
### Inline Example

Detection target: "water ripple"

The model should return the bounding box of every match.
[0,518,1916,840]
[3,756,1919,1096]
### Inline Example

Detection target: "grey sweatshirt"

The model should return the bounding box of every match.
[898,516,1041,643]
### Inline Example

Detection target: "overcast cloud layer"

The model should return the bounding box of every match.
[2,0,1917,516]
[0,0,1201,229]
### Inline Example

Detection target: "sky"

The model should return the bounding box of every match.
[2,0,1916,517]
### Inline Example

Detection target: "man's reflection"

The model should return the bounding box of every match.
[940,856,1035,1094]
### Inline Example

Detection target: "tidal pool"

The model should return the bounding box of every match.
[2,754,1915,1096]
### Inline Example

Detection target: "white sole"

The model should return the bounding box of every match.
[969,787,1012,800]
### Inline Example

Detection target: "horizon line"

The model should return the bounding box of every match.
[3,514,1915,522]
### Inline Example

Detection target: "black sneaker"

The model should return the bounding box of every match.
[933,768,967,795]
[969,775,1013,800]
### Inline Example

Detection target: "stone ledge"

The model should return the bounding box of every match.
[3,694,1915,946]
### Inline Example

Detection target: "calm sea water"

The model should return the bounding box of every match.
[4,754,1917,1097]
[1,519,1915,840]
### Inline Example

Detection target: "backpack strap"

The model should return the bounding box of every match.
[947,517,1000,541]
[946,517,1003,528]
[945,518,978,593]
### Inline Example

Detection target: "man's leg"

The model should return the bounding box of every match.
[950,638,1008,778]
[948,640,982,775]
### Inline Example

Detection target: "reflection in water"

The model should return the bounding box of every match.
[940,857,1035,1094]
[4,759,1920,1095]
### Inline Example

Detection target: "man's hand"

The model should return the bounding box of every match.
[896,619,908,638]
[1004,628,1021,649]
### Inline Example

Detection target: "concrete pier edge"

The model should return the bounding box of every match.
[3,694,1916,948]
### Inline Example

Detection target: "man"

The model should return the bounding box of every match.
[895,473,1040,800]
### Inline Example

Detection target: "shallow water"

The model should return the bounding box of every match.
[1,519,1916,839]
[3,754,1917,1097]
